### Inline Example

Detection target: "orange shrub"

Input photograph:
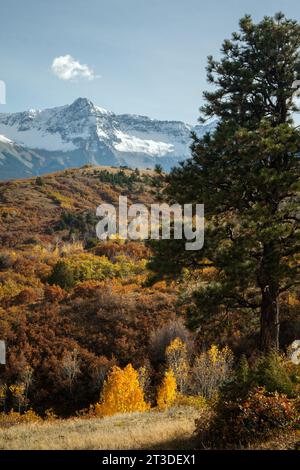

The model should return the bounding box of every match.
[196,387,300,448]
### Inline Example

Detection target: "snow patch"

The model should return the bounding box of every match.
[0,134,13,144]
[0,124,76,152]
[114,130,174,156]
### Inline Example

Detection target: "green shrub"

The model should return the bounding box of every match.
[253,351,296,397]
[97,169,141,189]
[35,176,44,186]
[48,261,75,290]
[223,352,299,400]
[55,210,98,239]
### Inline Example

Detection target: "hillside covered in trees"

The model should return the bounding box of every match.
[0,166,179,415]
[0,163,299,426]
[0,12,300,451]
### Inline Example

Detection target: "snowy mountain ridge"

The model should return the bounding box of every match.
[0,97,216,180]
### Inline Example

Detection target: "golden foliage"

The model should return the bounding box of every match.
[288,293,300,307]
[156,369,177,410]
[210,344,232,365]
[0,409,42,427]
[95,364,150,416]
[63,253,147,283]
[174,393,208,410]
[47,190,74,209]
[165,337,189,393]
[0,385,7,408]
[193,344,234,398]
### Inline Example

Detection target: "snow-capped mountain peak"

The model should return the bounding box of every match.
[0,98,216,180]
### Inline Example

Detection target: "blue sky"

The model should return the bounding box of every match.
[1,0,300,123]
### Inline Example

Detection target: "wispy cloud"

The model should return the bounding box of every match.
[51,55,98,81]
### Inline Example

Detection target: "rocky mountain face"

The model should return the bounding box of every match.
[0,98,215,180]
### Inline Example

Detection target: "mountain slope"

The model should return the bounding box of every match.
[0,165,156,247]
[0,98,215,180]
[0,135,46,180]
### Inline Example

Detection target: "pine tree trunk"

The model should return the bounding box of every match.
[259,241,280,352]
[260,286,279,351]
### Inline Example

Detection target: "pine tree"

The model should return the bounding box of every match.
[149,13,300,351]
[48,260,75,290]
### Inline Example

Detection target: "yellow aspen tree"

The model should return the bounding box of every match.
[193,344,233,398]
[157,368,177,410]
[9,384,26,413]
[96,364,150,416]
[166,337,189,393]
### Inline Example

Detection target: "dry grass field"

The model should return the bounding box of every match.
[0,407,198,450]
[0,406,299,450]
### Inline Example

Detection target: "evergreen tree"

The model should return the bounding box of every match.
[149,13,300,351]
[154,164,163,174]
[48,260,75,291]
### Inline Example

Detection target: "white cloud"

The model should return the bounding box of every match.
[51,54,97,81]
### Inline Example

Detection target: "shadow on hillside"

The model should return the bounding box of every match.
[146,435,198,450]
[147,431,300,451]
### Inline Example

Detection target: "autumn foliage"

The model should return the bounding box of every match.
[196,387,300,448]
[156,369,177,410]
[0,164,299,445]
[95,364,150,416]
[165,338,189,393]
[192,345,234,398]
